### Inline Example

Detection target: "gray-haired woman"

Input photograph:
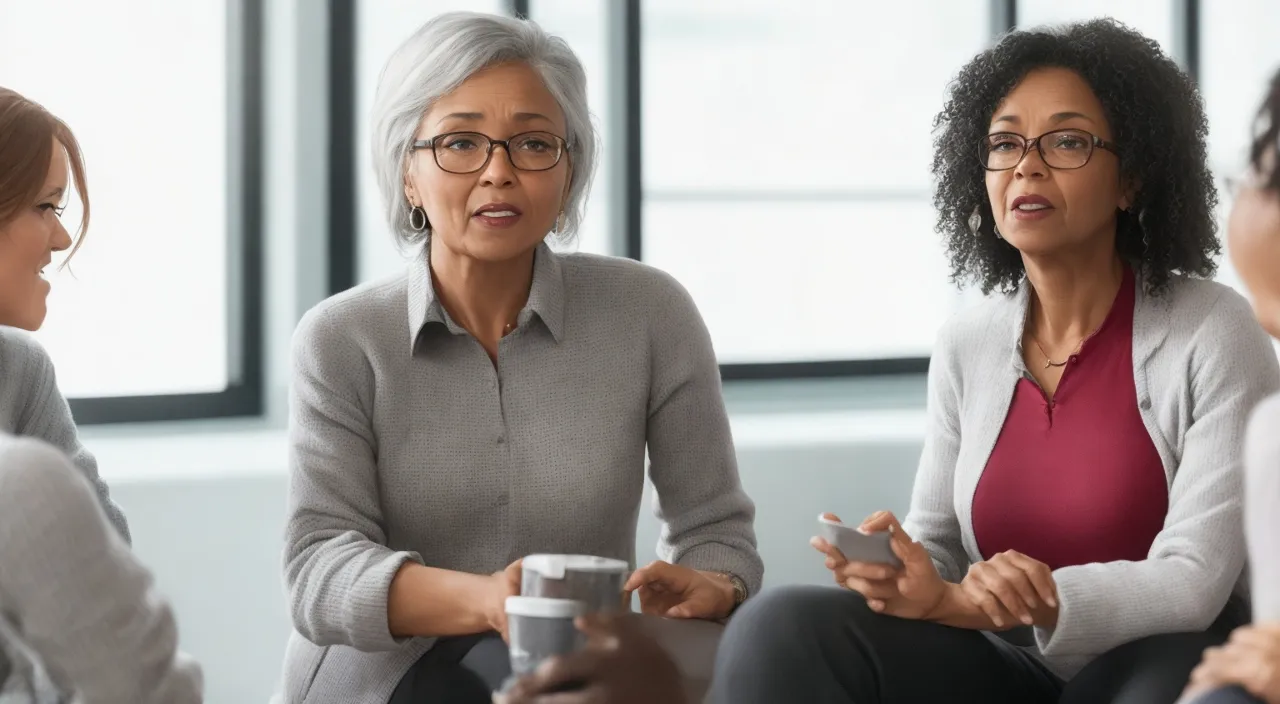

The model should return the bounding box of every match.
[278,12,762,704]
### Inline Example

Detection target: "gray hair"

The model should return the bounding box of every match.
[371,11,598,247]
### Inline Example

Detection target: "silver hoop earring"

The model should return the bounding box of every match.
[409,206,429,232]
[994,224,1003,240]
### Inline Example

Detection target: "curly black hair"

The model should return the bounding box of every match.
[1251,67,1280,192]
[931,18,1219,295]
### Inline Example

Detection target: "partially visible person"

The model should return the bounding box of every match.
[0,88,129,543]
[711,20,1279,704]
[280,12,760,704]
[0,88,200,702]
[1181,68,1280,704]
[494,613,686,704]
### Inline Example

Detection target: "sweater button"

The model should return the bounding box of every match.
[1140,398,1151,410]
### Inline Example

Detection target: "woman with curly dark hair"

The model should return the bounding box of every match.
[710,20,1280,704]
[1181,68,1280,704]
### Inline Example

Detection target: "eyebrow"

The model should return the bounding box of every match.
[992,111,1096,127]
[39,186,64,201]
[434,111,555,127]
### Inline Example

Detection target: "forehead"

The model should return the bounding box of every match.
[992,67,1106,124]
[44,138,68,191]
[426,62,565,131]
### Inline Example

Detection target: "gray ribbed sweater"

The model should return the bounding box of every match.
[280,245,762,703]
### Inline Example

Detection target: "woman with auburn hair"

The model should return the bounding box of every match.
[0,87,201,702]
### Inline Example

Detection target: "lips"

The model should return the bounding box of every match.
[1011,194,1054,212]
[472,202,523,217]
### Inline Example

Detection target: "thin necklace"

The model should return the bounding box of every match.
[1033,337,1085,368]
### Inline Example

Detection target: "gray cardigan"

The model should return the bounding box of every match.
[902,274,1280,679]
[1245,392,1280,622]
[0,327,130,543]
[280,245,761,703]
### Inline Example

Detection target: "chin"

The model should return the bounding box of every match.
[459,232,545,262]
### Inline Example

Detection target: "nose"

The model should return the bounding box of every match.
[1014,139,1048,180]
[51,219,72,252]
[478,143,516,188]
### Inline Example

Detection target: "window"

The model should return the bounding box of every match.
[640,0,988,367]
[0,0,262,422]
[1016,0,1176,56]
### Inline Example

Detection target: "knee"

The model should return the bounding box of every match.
[724,584,868,646]
[1185,686,1266,704]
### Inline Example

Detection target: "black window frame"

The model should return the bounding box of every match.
[66,0,265,424]
[326,0,1202,381]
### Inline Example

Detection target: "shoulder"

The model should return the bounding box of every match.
[557,252,699,320]
[1157,276,1272,365]
[0,325,55,374]
[0,434,81,497]
[294,274,407,352]
[932,290,1021,370]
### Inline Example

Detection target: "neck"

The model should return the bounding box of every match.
[429,243,536,344]
[1022,241,1125,346]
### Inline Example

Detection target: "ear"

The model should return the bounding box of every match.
[403,169,419,208]
[1119,175,1142,211]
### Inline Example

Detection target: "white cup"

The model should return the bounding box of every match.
[505,596,587,676]
[521,554,630,613]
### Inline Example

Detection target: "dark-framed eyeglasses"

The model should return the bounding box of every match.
[978,128,1119,171]
[410,131,568,174]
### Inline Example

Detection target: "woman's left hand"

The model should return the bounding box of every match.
[622,561,736,620]
[960,550,1059,630]
[1184,623,1280,704]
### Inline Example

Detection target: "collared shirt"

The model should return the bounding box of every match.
[972,266,1167,570]
[280,242,761,704]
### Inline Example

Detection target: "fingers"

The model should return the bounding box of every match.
[810,536,849,566]
[860,510,897,534]
[969,563,1032,625]
[837,561,897,581]
[961,575,1013,628]
[1001,552,1057,607]
[821,512,843,523]
[988,559,1040,610]
[844,576,899,600]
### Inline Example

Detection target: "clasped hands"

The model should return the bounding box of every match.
[811,511,1059,631]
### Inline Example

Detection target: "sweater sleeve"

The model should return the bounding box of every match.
[282,307,423,651]
[0,436,201,703]
[1245,393,1280,622]
[903,320,971,583]
[643,271,764,595]
[4,331,130,544]
[1034,292,1280,661]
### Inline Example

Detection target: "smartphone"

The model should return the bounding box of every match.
[817,514,902,567]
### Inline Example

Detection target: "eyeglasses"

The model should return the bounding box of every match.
[411,131,568,174]
[978,129,1119,171]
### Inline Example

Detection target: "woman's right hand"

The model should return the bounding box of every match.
[485,559,523,641]
[810,511,948,620]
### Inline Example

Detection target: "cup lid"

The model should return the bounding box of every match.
[505,596,587,618]
[523,554,630,579]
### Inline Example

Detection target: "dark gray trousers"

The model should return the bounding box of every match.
[709,585,1237,704]
[1187,687,1266,704]
[388,633,510,704]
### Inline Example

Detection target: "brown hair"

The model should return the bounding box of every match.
[0,88,90,262]
[1252,68,1280,193]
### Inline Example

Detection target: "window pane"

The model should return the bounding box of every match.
[528,0,613,257]
[645,200,956,363]
[1016,0,1175,58]
[356,0,508,284]
[641,0,986,363]
[1,0,229,397]
[643,0,989,193]
[1201,1,1280,297]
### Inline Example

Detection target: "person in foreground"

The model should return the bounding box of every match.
[1179,69,1280,704]
[0,88,200,702]
[710,20,1280,704]
[280,11,761,704]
